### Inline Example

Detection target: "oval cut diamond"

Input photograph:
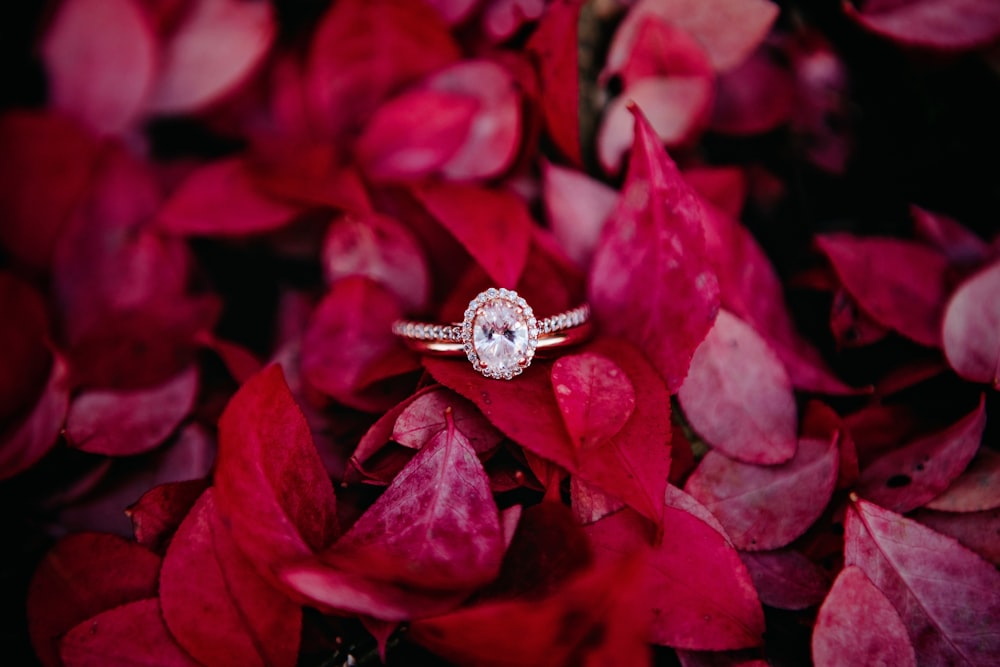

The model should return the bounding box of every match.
[463,289,538,379]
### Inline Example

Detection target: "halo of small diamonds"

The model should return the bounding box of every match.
[462,288,539,379]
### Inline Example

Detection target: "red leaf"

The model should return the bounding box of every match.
[802,400,859,490]
[0,274,53,424]
[542,161,618,268]
[302,277,419,412]
[844,0,1000,52]
[161,489,301,667]
[845,497,1000,665]
[942,259,1000,388]
[28,533,161,667]
[551,352,636,451]
[147,0,277,113]
[909,508,1000,566]
[856,396,986,513]
[66,365,198,456]
[811,566,916,667]
[925,447,1000,512]
[306,0,460,140]
[527,0,583,165]
[586,499,765,650]
[709,47,794,135]
[40,0,155,133]
[588,105,720,392]
[194,331,263,384]
[392,387,503,455]
[157,158,301,236]
[60,598,200,667]
[678,310,797,465]
[322,212,430,312]
[684,166,748,219]
[607,0,780,73]
[421,59,522,180]
[603,16,714,89]
[816,233,951,347]
[0,355,69,481]
[911,206,991,266]
[215,364,339,575]
[412,182,533,288]
[127,478,210,553]
[739,549,831,610]
[685,433,839,550]
[356,89,479,181]
[409,555,652,667]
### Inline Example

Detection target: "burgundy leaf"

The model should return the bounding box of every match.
[679,310,797,465]
[802,400,859,491]
[684,166,748,219]
[392,387,503,454]
[829,287,890,349]
[709,47,795,135]
[811,566,916,667]
[157,158,301,236]
[348,386,439,482]
[60,598,200,667]
[551,352,635,451]
[40,0,155,133]
[0,274,54,424]
[856,396,986,513]
[925,447,1000,513]
[685,434,839,551]
[127,478,210,553]
[215,364,339,575]
[910,508,1000,566]
[527,0,583,165]
[66,365,198,456]
[844,0,1000,52]
[739,549,831,610]
[676,649,767,667]
[147,0,277,113]
[942,259,1000,388]
[816,233,951,347]
[306,0,460,140]
[412,182,533,288]
[424,0,479,24]
[0,355,70,481]
[161,489,301,667]
[845,497,1000,665]
[542,161,618,268]
[588,105,720,392]
[194,331,263,384]
[321,211,430,312]
[356,89,479,181]
[28,533,161,667]
[911,206,990,266]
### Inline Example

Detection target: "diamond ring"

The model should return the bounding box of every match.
[392,288,591,379]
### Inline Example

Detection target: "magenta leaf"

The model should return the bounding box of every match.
[811,566,916,667]
[855,396,986,513]
[28,533,161,667]
[925,447,1000,513]
[66,365,198,456]
[161,489,301,667]
[60,598,201,667]
[542,161,618,268]
[909,508,1000,566]
[588,105,720,392]
[845,497,1000,665]
[678,309,797,465]
[844,0,1000,52]
[710,47,794,135]
[214,364,339,575]
[392,387,503,455]
[816,233,951,347]
[685,433,839,551]
[0,274,53,423]
[0,355,70,481]
[942,259,1000,388]
[739,549,831,610]
[911,206,990,266]
[551,351,636,451]
[127,478,210,553]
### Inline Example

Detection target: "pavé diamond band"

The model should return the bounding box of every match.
[392,288,592,379]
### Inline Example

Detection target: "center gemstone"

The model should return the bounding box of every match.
[473,300,529,373]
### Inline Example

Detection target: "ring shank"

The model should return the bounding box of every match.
[400,321,592,356]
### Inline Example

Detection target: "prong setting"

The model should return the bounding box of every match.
[462,288,538,379]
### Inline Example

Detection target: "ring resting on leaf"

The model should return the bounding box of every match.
[392,287,592,379]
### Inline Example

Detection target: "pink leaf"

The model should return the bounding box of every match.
[66,365,198,456]
[551,352,635,451]
[811,566,916,667]
[909,508,1000,566]
[356,89,479,181]
[845,497,1000,665]
[603,16,714,89]
[413,182,533,288]
[321,212,430,312]
[816,233,951,347]
[942,259,1000,388]
[685,434,839,551]
[214,364,339,576]
[161,489,301,667]
[911,206,990,266]
[0,355,69,481]
[392,387,503,454]
[482,0,546,41]
[740,550,831,610]
[60,598,200,667]
[856,396,986,513]
[147,0,277,113]
[925,448,1000,513]
[588,105,720,392]
[157,158,301,236]
[28,534,161,667]
[41,0,155,134]
[679,310,797,465]
[844,0,1000,52]
[542,161,618,268]
[127,478,210,553]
